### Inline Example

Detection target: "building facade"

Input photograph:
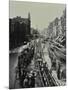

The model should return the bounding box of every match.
[48,9,66,39]
[9,13,31,50]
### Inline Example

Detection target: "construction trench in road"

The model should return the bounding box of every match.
[11,38,65,89]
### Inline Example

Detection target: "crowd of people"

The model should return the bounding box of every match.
[14,43,36,88]
[14,39,58,88]
[37,60,57,86]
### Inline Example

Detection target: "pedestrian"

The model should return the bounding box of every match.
[23,76,29,88]
[30,73,35,87]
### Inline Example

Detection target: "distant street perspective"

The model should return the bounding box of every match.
[9,1,66,89]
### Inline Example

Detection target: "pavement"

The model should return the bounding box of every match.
[9,53,19,88]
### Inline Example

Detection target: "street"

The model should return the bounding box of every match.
[9,38,66,89]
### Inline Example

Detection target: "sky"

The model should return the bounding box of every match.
[9,1,66,30]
